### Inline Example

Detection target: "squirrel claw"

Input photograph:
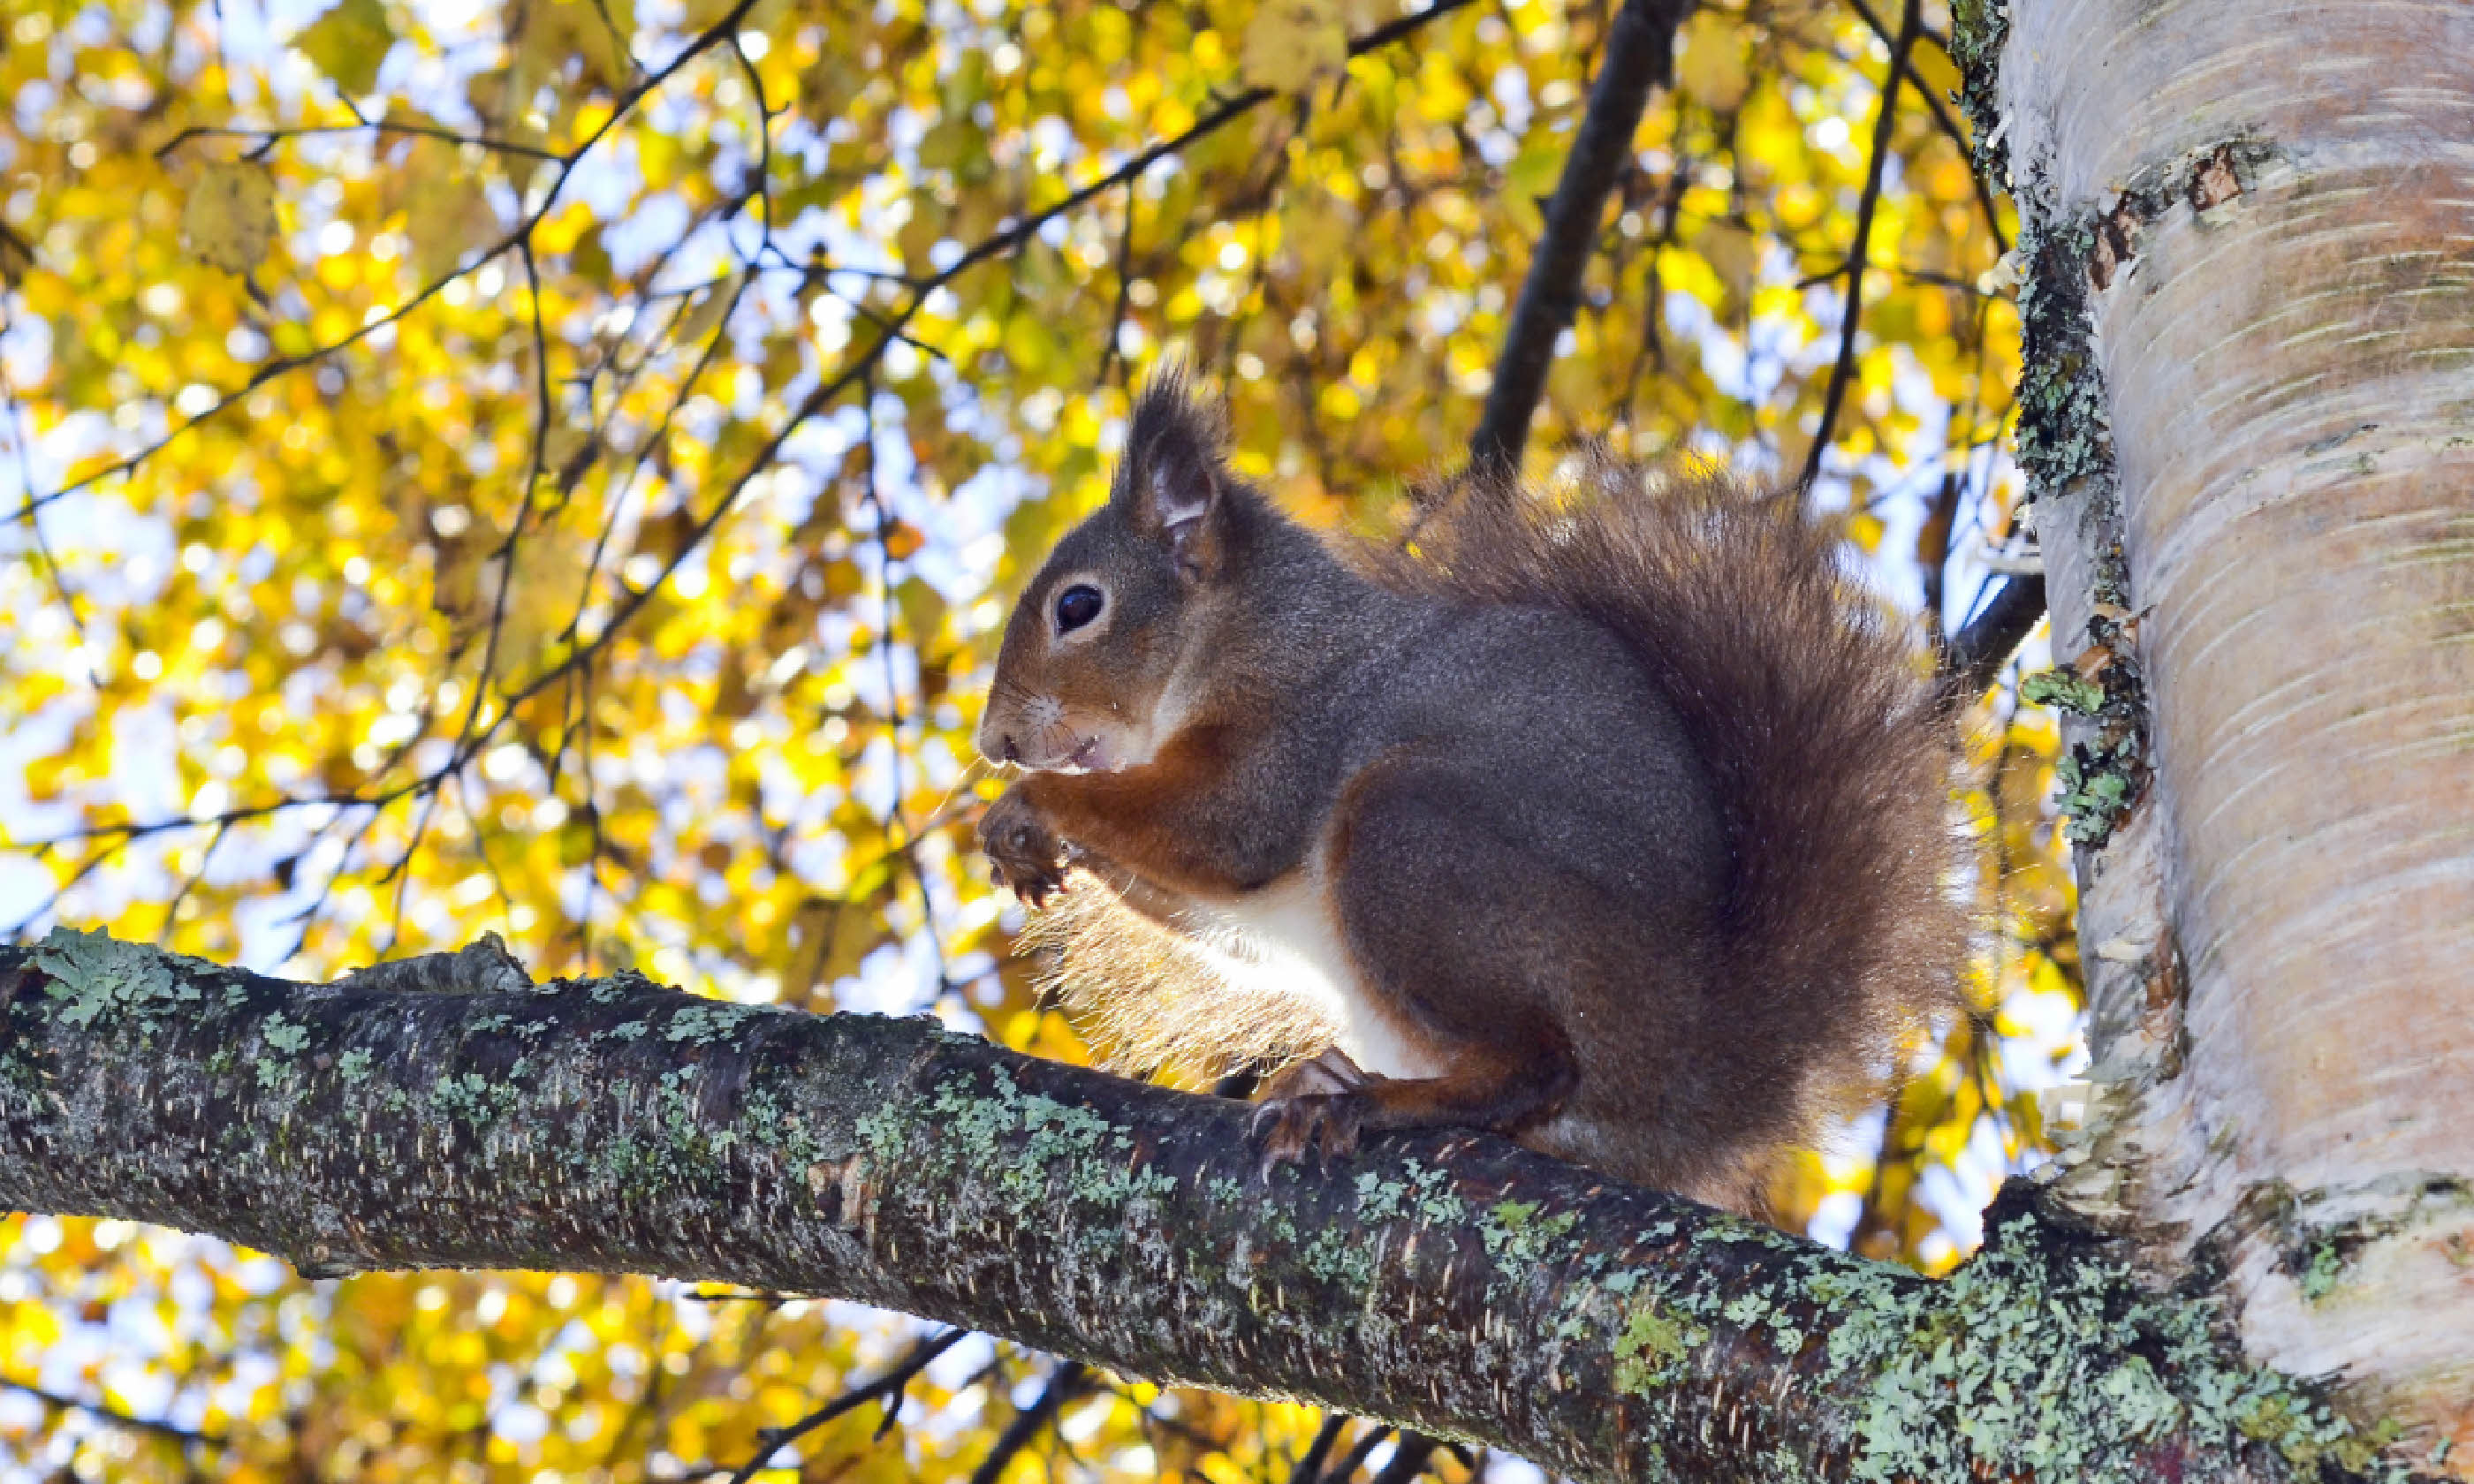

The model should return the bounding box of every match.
[980,792,1068,906]
[1250,1049,1374,1180]
[1250,1090,1367,1183]
[1009,868,1066,908]
[984,851,1066,906]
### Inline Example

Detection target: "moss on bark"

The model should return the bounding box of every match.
[0,934,2415,1482]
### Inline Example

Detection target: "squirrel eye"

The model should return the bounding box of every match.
[1054,584,1104,633]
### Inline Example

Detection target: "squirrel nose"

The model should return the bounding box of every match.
[1002,735,1021,764]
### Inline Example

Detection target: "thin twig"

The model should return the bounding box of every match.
[0,355,95,674]
[721,1328,968,1483]
[3,0,1481,964]
[1796,0,1921,492]
[1,1378,228,1450]
[154,120,565,163]
[3,0,767,529]
[966,1359,1092,1484]
[1840,0,2008,254]
[1939,571,2045,702]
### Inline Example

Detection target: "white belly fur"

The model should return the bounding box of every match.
[1175,872,1438,1079]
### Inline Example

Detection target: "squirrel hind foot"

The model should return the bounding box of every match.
[1251,1048,1381,1177]
[1259,1047,1371,1098]
[1250,1089,1368,1183]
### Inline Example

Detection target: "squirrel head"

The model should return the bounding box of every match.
[978,371,1238,773]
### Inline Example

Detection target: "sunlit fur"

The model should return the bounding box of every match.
[1020,868,1339,1086]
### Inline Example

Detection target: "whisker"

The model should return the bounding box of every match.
[920,759,1003,834]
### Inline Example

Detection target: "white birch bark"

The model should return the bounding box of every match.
[1990,0,2474,1463]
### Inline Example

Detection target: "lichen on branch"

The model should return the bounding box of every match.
[0,933,2410,1483]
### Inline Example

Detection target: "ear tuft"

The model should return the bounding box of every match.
[1117,366,1228,573]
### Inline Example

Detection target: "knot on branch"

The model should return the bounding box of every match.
[337,932,535,996]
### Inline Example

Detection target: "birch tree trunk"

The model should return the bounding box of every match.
[1973,0,2474,1465]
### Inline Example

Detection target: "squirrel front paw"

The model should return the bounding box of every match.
[980,787,1068,906]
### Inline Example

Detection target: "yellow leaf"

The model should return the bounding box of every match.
[1505,138,1563,199]
[1334,0,1390,33]
[292,0,397,97]
[497,526,593,670]
[784,896,882,996]
[1699,220,1757,301]
[513,0,639,90]
[680,0,787,27]
[893,575,946,644]
[1676,10,1750,112]
[1657,241,1725,311]
[542,420,595,482]
[532,201,595,255]
[675,271,740,346]
[403,170,496,284]
[1241,0,1347,95]
[798,53,866,125]
[556,818,597,867]
[179,163,278,276]
[881,522,926,562]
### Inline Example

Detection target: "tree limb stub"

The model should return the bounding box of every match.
[1941,570,2048,703]
[0,934,2403,1483]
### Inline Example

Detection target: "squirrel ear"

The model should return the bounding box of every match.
[1118,369,1227,579]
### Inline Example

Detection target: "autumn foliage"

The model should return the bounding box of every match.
[0,0,2077,1476]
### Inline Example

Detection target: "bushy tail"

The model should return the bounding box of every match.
[1372,457,1967,1135]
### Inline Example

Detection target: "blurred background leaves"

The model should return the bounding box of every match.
[0,0,2076,1475]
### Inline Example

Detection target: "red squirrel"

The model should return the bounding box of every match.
[976,372,1963,1208]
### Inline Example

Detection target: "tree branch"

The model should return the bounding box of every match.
[0,933,2389,1483]
[1939,570,2046,701]
[1,0,1488,944]
[723,1328,966,1483]
[1468,0,1693,470]
[1798,0,1920,492]
[967,1359,1092,1484]
[0,1378,227,1451]
[2,0,771,529]
[1840,0,2009,255]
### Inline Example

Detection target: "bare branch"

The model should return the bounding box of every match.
[2,0,1485,946]
[0,0,770,530]
[1469,0,1693,470]
[154,120,565,164]
[1840,0,2009,254]
[1939,571,2046,702]
[722,1329,968,1483]
[966,1359,1092,1484]
[1798,0,1921,492]
[0,1378,228,1451]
